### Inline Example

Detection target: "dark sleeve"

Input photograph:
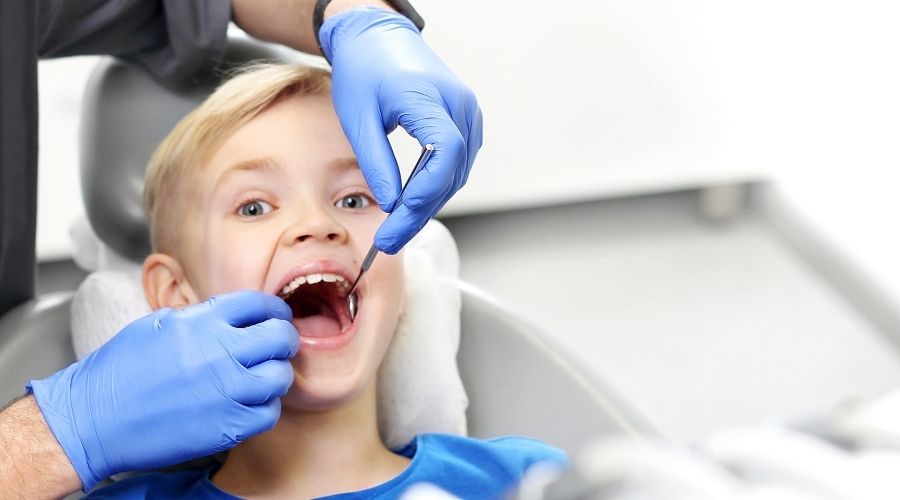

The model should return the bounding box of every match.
[36,0,231,83]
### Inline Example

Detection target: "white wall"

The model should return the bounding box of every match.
[35,1,900,260]
[714,1,900,304]
[37,56,98,260]
[407,0,767,214]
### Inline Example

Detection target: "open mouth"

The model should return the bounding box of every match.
[278,273,356,338]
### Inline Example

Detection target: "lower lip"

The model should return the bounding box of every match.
[294,316,358,352]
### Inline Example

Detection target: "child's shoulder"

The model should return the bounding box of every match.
[414,432,567,469]
[397,433,568,496]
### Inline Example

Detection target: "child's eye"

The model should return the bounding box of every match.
[238,200,273,217]
[335,194,371,210]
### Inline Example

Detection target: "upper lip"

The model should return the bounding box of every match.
[272,259,357,298]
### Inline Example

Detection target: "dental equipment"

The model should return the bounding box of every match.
[347,143,435,321]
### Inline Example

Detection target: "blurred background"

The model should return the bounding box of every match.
[36,0,900,442]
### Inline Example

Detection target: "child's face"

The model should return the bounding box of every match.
[152,93,405,411]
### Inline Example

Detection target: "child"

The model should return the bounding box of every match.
[87,64,566,498]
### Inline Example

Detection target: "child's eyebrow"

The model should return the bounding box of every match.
[214,157,282,191]
[328,157,360,173]
[214,156,360,192]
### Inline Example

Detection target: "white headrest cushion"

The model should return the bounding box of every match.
[71,220,468,449]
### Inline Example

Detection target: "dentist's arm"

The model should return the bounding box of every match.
[0,396,81,499]
[233,0,483,253]
[1,291,298,495]
[231,0,390,65]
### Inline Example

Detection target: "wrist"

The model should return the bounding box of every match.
[324,0,394,20]
[0,395,82,496]
[314,0,424,60]
[28,364,105,491]
[314,0,395,58]
[318,7,420,64]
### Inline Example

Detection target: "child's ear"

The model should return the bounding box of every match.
[142,253,199,310]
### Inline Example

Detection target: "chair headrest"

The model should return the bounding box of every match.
[79,38,286,261]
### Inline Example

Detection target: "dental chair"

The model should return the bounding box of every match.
[0,39,652,483]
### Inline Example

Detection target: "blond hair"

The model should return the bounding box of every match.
[144,63,332,254]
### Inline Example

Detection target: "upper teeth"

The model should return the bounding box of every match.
[280,273,347,297]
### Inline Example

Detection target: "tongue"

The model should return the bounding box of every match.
[294,314,342,338]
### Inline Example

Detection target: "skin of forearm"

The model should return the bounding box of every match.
[0,396,81,499]
[231,0,394,56]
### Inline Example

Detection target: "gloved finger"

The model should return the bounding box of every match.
[460,102,484,190]
[337,103,401,211]
[375,193,446,254]
[243,397,283,438]
[426,189,453,222]
[194,290,291,328]
[227,318,300,367]
[398,103,466,211]
[442,85,481,193]
[228,359,295,405]
[437,91,481,197]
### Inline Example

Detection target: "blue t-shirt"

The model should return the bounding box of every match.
[85,433,567,499]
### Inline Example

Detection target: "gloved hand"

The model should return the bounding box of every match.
[27,290,298,491]
[320,7,483,254]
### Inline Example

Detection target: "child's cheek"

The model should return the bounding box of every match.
[210,223,271,292]
[347,214,383,250]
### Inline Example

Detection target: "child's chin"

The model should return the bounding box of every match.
[282,376,366,412]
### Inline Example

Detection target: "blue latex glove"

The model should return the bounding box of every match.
[320,8,483,254]
[27,291,298,491]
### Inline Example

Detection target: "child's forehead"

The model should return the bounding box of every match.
[213,155,361,186]
[202,93,355,182]
[212,94,348,164]
[250,92,332,130]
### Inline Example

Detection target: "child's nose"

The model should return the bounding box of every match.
[281,205,348,245]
